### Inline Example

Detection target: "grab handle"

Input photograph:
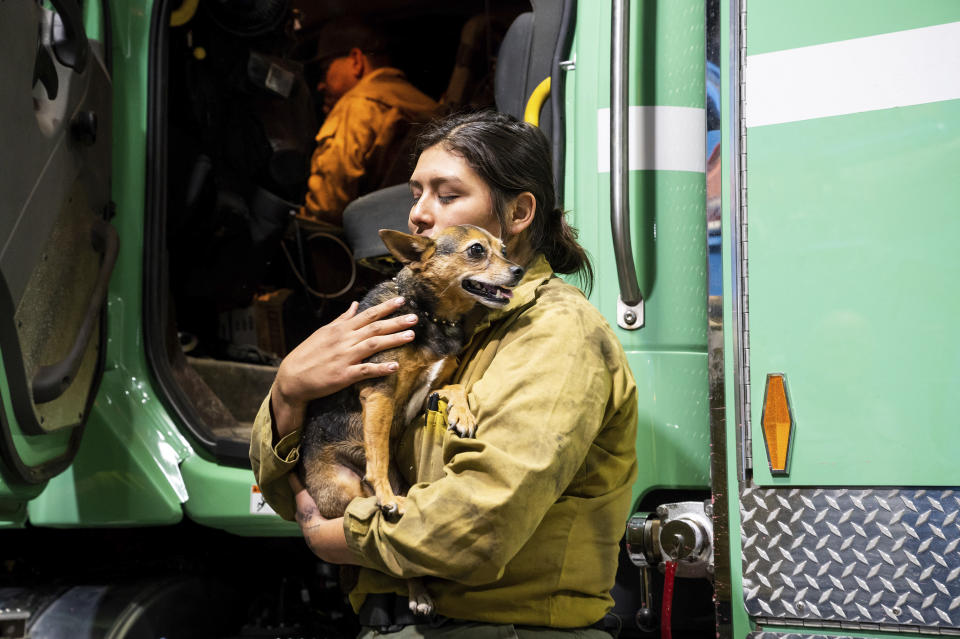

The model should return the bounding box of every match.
[523,77,552,127]
[33,218,118,404]
[611,0,644,330]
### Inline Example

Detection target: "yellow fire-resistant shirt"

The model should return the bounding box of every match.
[250,254,638,628]
[303,67,440,225]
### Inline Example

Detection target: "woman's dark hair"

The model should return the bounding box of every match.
[413,110,593,293]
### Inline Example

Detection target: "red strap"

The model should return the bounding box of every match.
[661,560,678,639]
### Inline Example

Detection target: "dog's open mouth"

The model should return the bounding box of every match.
[462,279,514,305]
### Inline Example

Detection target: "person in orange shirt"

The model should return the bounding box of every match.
[303,19,440,226]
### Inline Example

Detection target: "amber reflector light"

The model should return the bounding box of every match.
[761,373,793,474]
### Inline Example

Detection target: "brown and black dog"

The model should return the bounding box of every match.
[298,224,523,613]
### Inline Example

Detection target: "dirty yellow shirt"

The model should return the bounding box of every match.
[250,254,638,627]
[303,67,439,225]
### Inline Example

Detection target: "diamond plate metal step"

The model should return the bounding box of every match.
[741,487,960,630]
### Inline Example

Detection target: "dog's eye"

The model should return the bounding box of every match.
[468,243,486,258]
[501,247,507,258]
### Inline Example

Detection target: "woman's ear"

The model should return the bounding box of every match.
[506,192,536,236]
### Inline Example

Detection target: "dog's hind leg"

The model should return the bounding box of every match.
[407,578,435,617]
[302,446,370,519]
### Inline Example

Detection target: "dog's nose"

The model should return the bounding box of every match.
[510,266,524,282]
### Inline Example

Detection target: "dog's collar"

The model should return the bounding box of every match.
[390,277,462,329]
[417,310,461,328]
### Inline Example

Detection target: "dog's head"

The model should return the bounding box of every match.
[379,225,524,310]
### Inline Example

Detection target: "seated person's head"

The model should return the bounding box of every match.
[312,18,390,113]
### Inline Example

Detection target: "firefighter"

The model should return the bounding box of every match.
[252,111,637,637]
[303,18,440,226]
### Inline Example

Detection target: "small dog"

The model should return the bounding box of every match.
[299,224,524,614]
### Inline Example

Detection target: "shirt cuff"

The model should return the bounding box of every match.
[273,429,301,466]
[343,496,394,572]
[249,393,300,521]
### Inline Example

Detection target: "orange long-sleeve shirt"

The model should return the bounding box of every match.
[303,67,440,225]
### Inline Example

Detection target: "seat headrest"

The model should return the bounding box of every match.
[495,12,535,119]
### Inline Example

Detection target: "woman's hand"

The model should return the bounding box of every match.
[289,474,355,564]
[271,296,417,439]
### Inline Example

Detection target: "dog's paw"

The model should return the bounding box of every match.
[446,402,477,438]
[408,586,435,617]
[379,495,406,522]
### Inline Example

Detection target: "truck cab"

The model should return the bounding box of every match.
[4,0,716,635]
[4,1,958,638]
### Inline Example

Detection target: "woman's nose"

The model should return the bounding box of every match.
[409,197,433,234]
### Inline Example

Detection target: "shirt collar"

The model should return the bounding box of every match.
[353,66,402,91]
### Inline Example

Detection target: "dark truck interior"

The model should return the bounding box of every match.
[145,0,574,463]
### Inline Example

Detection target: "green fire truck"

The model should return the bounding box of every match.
[1,0,958,637]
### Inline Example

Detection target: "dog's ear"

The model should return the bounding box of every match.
[379,229,435,264]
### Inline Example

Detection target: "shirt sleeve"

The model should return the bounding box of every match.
[248,393,301,522]
[342,293,626,585]
[304,97,383,222]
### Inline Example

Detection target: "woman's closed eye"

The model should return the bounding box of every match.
[438,194,459,204]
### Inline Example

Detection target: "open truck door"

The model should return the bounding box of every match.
[0,0,113,516]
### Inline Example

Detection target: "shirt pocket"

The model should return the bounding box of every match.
[396,394,449,484]
[425,393,449,434]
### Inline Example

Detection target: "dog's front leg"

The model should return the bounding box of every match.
[359,389,404,520]
[433,384,477,439]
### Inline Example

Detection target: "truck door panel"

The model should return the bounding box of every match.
[0,0,113,488]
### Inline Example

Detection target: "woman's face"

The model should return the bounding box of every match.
[408,145,500,239]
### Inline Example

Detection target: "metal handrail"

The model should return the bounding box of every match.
[611,0,644,329]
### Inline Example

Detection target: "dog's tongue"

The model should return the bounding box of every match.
[497,287,513,299]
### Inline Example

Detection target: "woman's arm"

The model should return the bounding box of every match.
[289,474,357,564]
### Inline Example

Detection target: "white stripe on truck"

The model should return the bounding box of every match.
[745,21,960,128]
[597,106,706,174]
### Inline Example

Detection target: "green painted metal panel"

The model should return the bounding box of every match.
[83,0,104,43]
[180,454,299,537]
[746,100,960,487]
[632,0,706,109]
[106,0,152,378]
[28,359,191,525]
[567,0,710,506]
[748,0,960,55]
[95,0,295,535]
[629,351,711,508]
